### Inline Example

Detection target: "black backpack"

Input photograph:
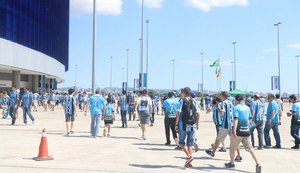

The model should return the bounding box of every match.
[182,98,197,125]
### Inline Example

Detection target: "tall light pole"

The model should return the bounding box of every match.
[146,19,150,91]
[274,22,282,96]
[231,61,234,82]
[92,0,96,94]
[172,59,175,91]
[296,55,300,99]
[232,41,237,88]
[75,64,77,91]
[110,56,113,91]
[126,49,129,91]
[139,0,144,90]
[200,52,204,94]
[121,67,125,82]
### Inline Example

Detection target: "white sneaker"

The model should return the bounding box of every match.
[175,138,179,145]
[107,133,111,137]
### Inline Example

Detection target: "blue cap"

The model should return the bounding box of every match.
[191,92,196,98]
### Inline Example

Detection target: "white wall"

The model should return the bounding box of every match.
[0,38,65,82]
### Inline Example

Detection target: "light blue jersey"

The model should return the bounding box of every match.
[104,103,115,120]
[291,102,300,123]
[88,94,106,115]
[212,106,222,126]
[233,104,252,132]
[266,100,279,124]
[33,93,39,101]
[219,99,233,129]
[162,97,179,118]
[252,99,265,122]
[21,91,32,108]
[9,91,19,106]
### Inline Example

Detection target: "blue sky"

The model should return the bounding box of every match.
[59,0,300,94]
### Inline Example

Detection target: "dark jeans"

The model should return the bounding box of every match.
[164,118,177,143]
[291,124,300,146]
[128,105,134,121]
[8,105,17,125]
[121,110,127,127]
[23,107,35,124]
[251,121,264,148]
[150,113,155,124]
[264,123,281,147]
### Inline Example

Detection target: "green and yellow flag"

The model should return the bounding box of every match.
[210,59,220,67]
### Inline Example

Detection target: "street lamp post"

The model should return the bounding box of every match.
[200,52,204,94]
[274,22,282,96]
[172,59,175,91]
[110,56,113,91]
[146,19,150,91]
[92,0,96,94]
[140,0,144,90]
[232,42,237,87]
[75,64,77,91]
[121,67,125,83]
[126,49,129,91]
[296,55,300,99]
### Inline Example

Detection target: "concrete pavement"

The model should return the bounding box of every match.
[0,104,299,173]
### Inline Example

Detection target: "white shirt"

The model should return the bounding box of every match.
[138,95,152,112]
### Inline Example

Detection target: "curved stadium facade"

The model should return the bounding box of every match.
[0,0,69,91]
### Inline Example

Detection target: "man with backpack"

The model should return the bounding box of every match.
[162,92,179,145]
[225,95,261,173]
[287,95,300,149]
[175,87,200,168]
[63,88,76,136]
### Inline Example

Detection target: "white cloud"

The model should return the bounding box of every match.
[288,43,300,49]
[184,0,249,11]
[136,0,164,8]
[70,0,123,16]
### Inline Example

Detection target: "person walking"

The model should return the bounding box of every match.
[86,90,106,138]
[264,94,281,149]
[32,91,39,112]
[120,91,128,128]
[211,97,226,152]
[0,91,9,119]
[20,87,35,125]
[136,89,152,140]
[63,88,76,136]
[162,92,179,145]
[8,86,19,125]
[287,95,300,149]
[225,94,262,173]
[250,94,265,150]
[102,97,115,137]
[175,87,200,168]
[149,92,156,127]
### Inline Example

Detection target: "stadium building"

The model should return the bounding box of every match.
[0,0,69,92]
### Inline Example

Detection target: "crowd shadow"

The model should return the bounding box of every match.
[192,164,252,173]
[109,136,142,140]
[174,156,228,162]
[129,163,184,170]
[138,147,175,151]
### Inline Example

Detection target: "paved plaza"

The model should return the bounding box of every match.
[0,104,299,173]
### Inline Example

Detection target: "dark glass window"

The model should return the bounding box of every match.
[0,0,70,71]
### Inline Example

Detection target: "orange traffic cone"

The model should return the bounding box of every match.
[33,128,54,161]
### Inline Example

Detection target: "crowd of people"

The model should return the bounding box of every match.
[1,86,300,173]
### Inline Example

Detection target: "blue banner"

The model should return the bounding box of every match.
[230,81,236,91]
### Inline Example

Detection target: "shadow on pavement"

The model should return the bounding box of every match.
[193,164,252,173]
[138,147,175,151]
[129,163,184,170]
[174,156,228,162]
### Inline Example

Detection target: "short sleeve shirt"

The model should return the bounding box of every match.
[138,95,152,112]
